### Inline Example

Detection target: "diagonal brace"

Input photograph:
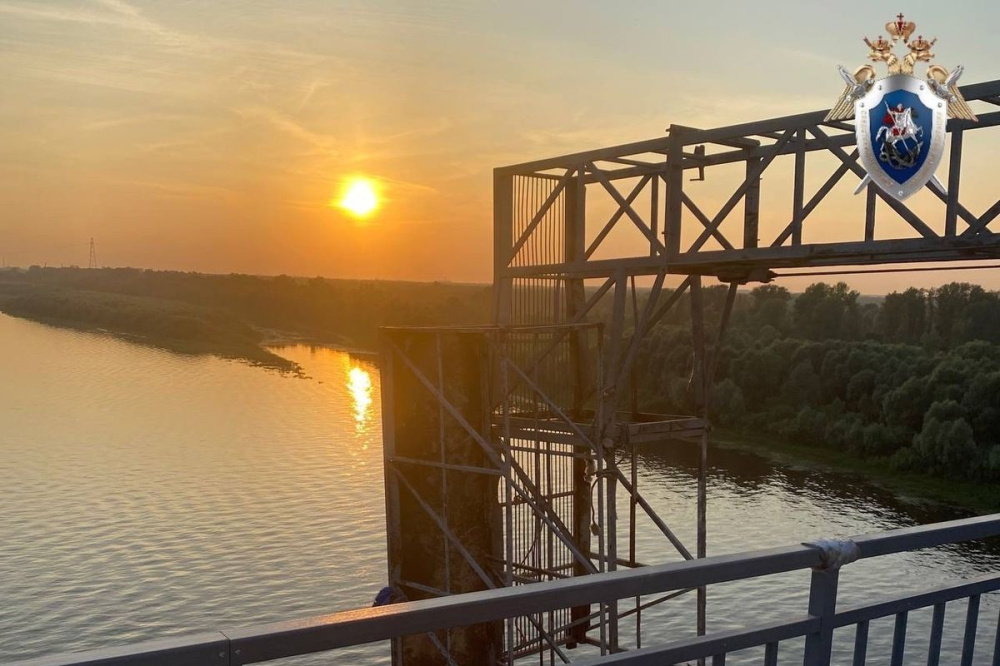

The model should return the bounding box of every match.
[589,164,667,255]
[689,130,795,253]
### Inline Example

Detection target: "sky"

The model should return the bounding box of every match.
[3,0,1000,293]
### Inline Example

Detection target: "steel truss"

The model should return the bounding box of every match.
[493,79,1000,288]
[382,79,1000,664]
[381,324,709,664]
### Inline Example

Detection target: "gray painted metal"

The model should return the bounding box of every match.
[961,595,981,666]
[570,616,819,666]
[833,574,1000,627]
[494,79,1000,287]
[8,632,229,666]
[993,605,1000,666]
[11,514,1000,666]
[495,80,1000,177]
[852,620,869,666]
[803,567,839,666]
[890,612,909,666]
[764,641,779,666]
[485,72,1000,665]
[927,603,946,666]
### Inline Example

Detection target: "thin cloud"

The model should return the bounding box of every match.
[0,1,193,48]
[84,113,192,132]
[297,80,329,112]
[234,106,338,154]
[373,175,438,196]
[92,0,140,17]
[109,177,239,201]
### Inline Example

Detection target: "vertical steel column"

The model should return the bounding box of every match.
[494,170,514,326]
[744,153,761,249]
[435,333,452,655]
[665,127,685,257]
[597,269,629,653]
[650,173,660,257]
[380,332,403,665]
[630,433,640,649]
[946,128,964,237]
[501,354,515,664]
[792,128,806,246]
[564,169,592,649]
[689,276,708,650]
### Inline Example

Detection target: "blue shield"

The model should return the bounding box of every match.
[855,74,947,200]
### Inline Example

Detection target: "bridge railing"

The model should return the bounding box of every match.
[9,514,1000,666]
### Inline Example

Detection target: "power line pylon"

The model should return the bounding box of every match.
[88,238,97,269]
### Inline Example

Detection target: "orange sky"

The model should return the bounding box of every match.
[3,1,1000,293]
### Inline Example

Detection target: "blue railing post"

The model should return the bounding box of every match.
[802,567,839,666]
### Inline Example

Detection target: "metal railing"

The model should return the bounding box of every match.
[9,514,1000,666]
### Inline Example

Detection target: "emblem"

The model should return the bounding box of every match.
[824,14,977,201]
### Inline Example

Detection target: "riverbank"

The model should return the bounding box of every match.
[0,284,299,372]
[0,267,490,368]
[712,428,1000,514]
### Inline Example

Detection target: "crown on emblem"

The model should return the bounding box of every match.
[862,14,937,75]
[863,35,892,54]
[909,35,937,57]
[885,13,916,43]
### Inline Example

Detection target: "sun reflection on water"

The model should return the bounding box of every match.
[348,366,373,431]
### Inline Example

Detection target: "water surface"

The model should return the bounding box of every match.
[1,313,996,664]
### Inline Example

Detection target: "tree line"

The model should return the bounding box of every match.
[635,281,1000,483]
[0,267,492,349]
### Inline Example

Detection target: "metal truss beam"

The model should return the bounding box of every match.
[497,80,1000,178]
[494,79,1000,284]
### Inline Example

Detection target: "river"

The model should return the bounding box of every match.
[1,313,997,665]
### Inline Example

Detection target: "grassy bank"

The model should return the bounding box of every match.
[0,267,493,370]
[0,283,297,372]
[712,428,1000,514]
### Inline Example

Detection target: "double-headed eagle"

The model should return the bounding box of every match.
[824,14,976,122]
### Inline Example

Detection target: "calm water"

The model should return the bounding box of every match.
[1,313,997,665]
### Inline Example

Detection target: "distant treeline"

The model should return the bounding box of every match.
[635,282,1000,483]
[4,267,1000,485]
[0,277,297,369]
[0,267,492,350]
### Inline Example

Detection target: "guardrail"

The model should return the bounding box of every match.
[9,514,1000,666]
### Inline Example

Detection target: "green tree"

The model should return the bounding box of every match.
[710,379,745,426]
[782,359,821,409]
[749,285,791,332]
[793,282,861,341]
[909,400,979,477]
[880,288,927,344]
[931,283,984,347]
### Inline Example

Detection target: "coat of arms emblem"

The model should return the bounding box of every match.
[825,14,978,201]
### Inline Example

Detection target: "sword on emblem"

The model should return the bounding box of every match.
[824,14,977,202]
[854,173,947,196]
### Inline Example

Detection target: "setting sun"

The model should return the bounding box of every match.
[337,178,379,218]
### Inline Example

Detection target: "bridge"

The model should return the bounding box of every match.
[12,79,1000,665]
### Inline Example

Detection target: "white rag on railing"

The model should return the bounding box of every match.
[803,538,861,571]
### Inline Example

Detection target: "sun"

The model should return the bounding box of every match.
[336,178,379,218]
